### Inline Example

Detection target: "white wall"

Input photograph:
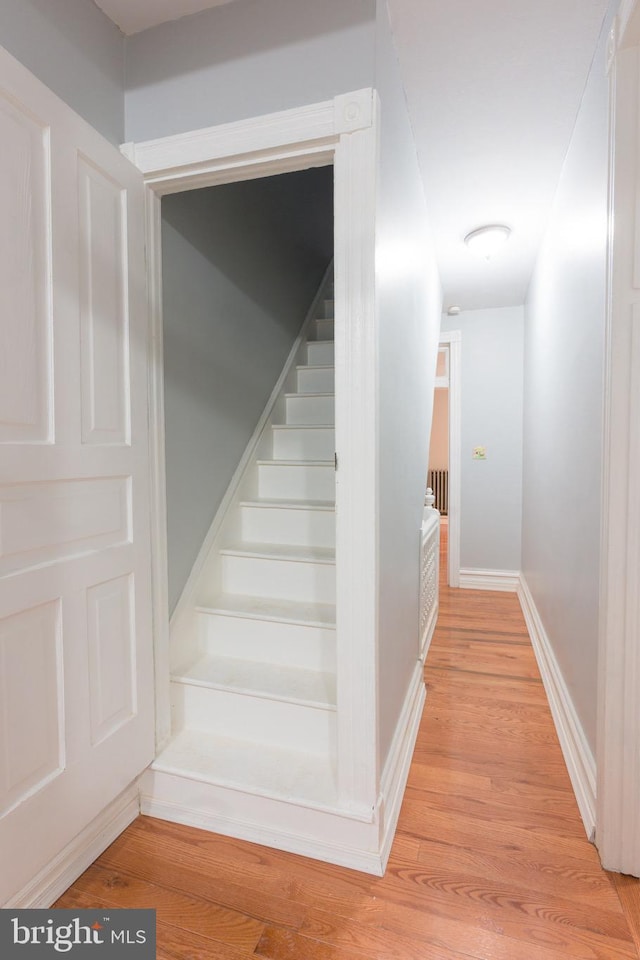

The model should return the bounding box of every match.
[375,1,442,768]
[429,389,449,471]
[441,307,524,572]
[162,168,333,611]
[0,0,125,143]
[125,0,375,141]
[522,10,614,753]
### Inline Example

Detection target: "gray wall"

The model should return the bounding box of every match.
[125,0,375,141]
[163,167,333,611]
[0,0,125,143]
[441,307,524,572]
[375,0,442,769]
[522,11,613,753]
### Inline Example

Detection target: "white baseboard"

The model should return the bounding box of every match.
[517,576,596,840]
[378,662,426,870]
[5,783,140,908]
[459,568,520,591]
[140,772,384,875]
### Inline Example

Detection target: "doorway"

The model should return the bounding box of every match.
[429,331,461,587]
[122,90,391,865]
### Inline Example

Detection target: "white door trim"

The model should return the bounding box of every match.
[438,330,461,587]
[597,6,640,876]
[123,89,380,817]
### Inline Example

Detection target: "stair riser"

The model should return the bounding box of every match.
[221,554,336,604]
[306,341,334,365]
[196,613,336,672]
[297,367,334,394]
[272,426,335,461]
[240,504,335,548]
[171,683,336,754]
[310,318,334,341]
[319,299,334,319]
[286,395,334,425]
[258,463,334,500]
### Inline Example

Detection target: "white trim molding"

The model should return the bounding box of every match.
[333,103,380,815]
[127,91,383,853]
[122,88,374,193]
[438,331,461,587]
[4,784,140,908]
[459,568,520,591]
[518,577,596,840]
[144,188,172,754]
[140,780,385,876]
[597,14,640,876]
[378,663,426,871]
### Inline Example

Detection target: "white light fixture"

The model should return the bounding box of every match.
[464,224,511,260]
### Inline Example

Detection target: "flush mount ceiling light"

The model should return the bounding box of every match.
[464,224,511,260]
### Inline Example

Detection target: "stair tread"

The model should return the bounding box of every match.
[173,654,336,708]
[285,392,334,399]
[195,593,336,628]
[240,498,335,511]
[271,424,334,431]
[153,729,338,807]
[296,364,334,371]
[220,542,335,562]
[257,458,333,466]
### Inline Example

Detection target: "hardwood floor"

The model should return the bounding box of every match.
[56,524,639,959]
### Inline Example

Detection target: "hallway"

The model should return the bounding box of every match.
[55,555,640,959]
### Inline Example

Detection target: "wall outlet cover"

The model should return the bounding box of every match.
[473,446,487,460]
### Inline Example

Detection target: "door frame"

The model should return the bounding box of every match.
[122,88,380,818]
[437,331,461,587]
[597,2,640,876]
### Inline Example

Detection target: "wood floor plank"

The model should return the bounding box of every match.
[306,891,633,960]
[427,636,542,674]
[255,926,371,960]
[60,863,264,952]
[413,838,623,907]
[407,760,582,821]
[99,830,307,929]
[156,922,253,960]
[376,864,636,960]
[55,551,639,960]
[611,873,640,956]
[402,786,588,839]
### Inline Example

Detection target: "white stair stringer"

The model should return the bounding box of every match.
[146,265,379,862]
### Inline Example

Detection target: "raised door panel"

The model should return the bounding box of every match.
[0,601,63,815]
[0,477,131,577]
[0,91,52,444]
[78,157,131,447]
[87,574,136,746]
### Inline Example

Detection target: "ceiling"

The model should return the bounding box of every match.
[94,0,611,310]
[386,0,610,310]
[93,0,234,36]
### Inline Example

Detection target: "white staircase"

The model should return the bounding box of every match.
[150,273,339,811]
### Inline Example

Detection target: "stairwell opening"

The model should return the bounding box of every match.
[157,165,340,808]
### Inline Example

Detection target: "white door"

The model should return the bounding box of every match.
[0,47,154,904]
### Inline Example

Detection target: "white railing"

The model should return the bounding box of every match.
[420,488,440,659]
